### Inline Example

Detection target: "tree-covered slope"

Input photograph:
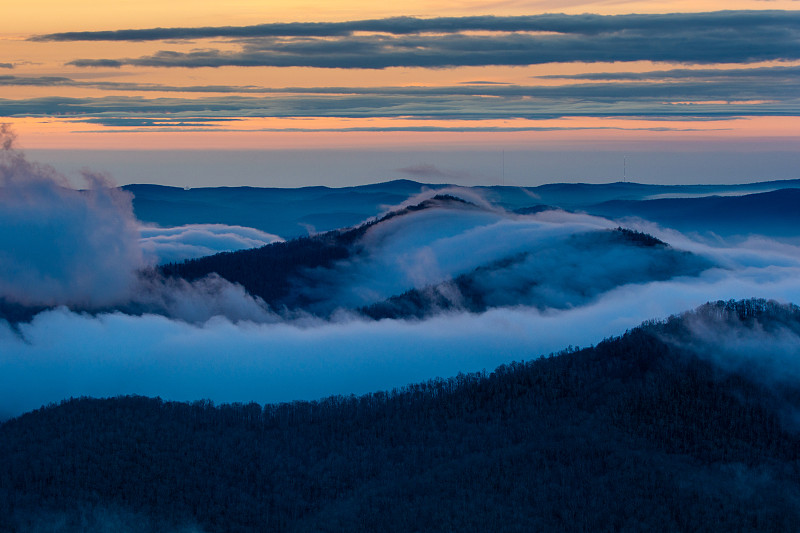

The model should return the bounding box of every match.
[586,188,800,237]
[160,194,713,319]
[157,194,476,312]
[361,227,708,319]
[2,299,799,532]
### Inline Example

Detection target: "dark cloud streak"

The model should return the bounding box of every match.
[5,69,800,98]
[47,11,800,69]
[4,62,800,128]
[32,11,800,42]
[1,90,797,124]
[537,65,800,81]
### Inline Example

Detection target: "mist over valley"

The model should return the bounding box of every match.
[2,132,800,531]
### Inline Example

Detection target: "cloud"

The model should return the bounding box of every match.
[70,59,124,68]
[126,274,276,325]
[0,64,12,69]
[140,223,283,264]
[0,75,290,94]
[293,207,616,311]
[32,11,800,43]
[675,307,800,385]
[4,66,800,103]
[52,11,800,69]
[4,62,800,127]
[2,237,800,419]
[2,92,797,129]
[78,118,238,129]
[0,126,143,307]
[70,124,718,134]
[535,64,800,81]
[287,201,725,317]
[0,127,279,321]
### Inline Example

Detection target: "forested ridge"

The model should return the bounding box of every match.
[361,227,695,319]
[0,195,709,325]
[2,299,799,532]
[159,189,709,319]
[158,194,475,312]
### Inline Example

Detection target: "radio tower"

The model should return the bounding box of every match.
[623,156,627,183]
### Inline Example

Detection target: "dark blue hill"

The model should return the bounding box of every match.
[2,299,799,532]
[124,181,434,238]
[125,179,800,239]
[587,188,800,237]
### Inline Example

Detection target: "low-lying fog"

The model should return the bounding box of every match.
[2,130,800,419]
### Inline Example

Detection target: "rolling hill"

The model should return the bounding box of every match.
[160,195,713,318]
[2,299,798,532]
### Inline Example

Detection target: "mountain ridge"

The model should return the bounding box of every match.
[2,298,799,532]
[124,178,800,239]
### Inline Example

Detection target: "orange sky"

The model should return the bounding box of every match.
[3,0,800,160]
[8,1,800,33]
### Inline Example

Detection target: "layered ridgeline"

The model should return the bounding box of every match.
[5,179,798,325]
[3,192,713,323]
[126,179,800,239]
[160,195,712,319]
[2,299,799,532]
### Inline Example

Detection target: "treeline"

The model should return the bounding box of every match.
[160,232,353,308]
[612,226,666,247]
[1,299,799,532]
[0,299,46,327]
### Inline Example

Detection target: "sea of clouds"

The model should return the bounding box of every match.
[2,126,800,419]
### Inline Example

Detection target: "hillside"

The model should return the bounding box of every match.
[2,299,799,532]
[126,179,800,240]
[125,180,441,239]
[158,194,480,313]
[360,227,707,319]
[160,197,713,318]
[585,188,800,237]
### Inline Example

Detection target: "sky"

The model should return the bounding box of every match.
[3,1,800,186]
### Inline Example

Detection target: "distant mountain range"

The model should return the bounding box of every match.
[125,178,800,239]
[587,188,800,237]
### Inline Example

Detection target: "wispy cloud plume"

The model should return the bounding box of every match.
[0,127,276,320]
[140,224,282,264]
[0,125,143,307]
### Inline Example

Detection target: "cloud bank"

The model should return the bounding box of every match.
[36,12,800,69]
[0,126,143,307]
[4,70,799,128]
[140,224,282,264]
[2,247,800,420]
[48,11,800,69]
[3,187,800,418]
[0,128,276,321]
[30,12,800,42]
